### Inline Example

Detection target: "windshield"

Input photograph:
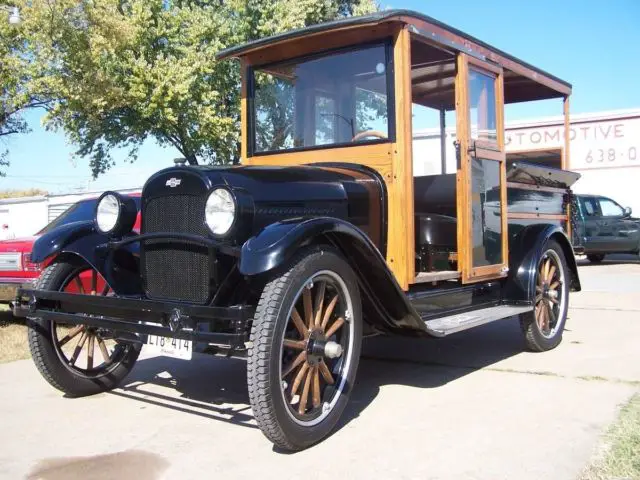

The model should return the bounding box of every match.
[37,197,140,235]
[251,43,393,154]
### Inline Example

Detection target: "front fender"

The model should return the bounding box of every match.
[240,217,361,276]
[504,224,581,304]
[32,221,106,266]
[32,221,141,295]
[240,217,426,334]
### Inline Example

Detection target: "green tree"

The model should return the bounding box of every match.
[15,0,377,177]
[0,7,50,175]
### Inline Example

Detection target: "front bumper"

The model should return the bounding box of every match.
[13,288,253,349]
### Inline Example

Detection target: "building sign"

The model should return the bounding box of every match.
[506,116,640,170]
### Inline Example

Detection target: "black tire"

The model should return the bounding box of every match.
[520,240,570,352]
[587,253,605,263]
[27,260,141,397]
[248,246,362,451]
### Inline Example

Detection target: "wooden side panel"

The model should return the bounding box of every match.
[389,26,415,290]
[243,143,394,179]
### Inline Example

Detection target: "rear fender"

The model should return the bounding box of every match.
[504,224,581,304]
[32,221,141,295]
[240,218,426,334]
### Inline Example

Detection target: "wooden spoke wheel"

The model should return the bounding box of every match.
[248,248,362,451]
[534,249,565,338]
[521,240,570,352]
[52,268,132,375]
[27,261,141,397]
[280,272,353,423]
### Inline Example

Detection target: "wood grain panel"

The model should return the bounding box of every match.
[388,26,415,290]
[244,143,394,180]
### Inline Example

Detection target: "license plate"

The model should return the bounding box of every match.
[146,335,193,360]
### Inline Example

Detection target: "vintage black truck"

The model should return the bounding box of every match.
[15,10,581,450]
[573,194,640,262]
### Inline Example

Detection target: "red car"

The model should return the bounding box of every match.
[0,195,140,302]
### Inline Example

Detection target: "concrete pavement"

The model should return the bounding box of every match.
[0,258,638,479]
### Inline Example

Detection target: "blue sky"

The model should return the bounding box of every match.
[2,0,639,193]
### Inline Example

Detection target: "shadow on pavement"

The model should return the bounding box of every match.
[110,353,257,429]
[110,316,527,443]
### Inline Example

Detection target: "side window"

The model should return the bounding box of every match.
[599,198,624,217]
[580,198,598,217]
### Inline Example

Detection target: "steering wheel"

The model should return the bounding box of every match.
[351,130,388,142]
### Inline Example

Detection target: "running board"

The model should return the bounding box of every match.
[424,305,532,337]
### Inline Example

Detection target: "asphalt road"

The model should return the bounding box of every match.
[1,256,638,479]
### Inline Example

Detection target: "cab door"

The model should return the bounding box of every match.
[455,54,508,283]
[597,196,638,251]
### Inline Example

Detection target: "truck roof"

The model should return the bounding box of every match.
[216,9,571,100]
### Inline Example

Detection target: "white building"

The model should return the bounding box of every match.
[0,188,140,240]
[413,109,640,215]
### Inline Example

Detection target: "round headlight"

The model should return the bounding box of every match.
[96,193,120,233]
[205,188,236,236]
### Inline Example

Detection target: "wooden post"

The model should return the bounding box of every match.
[454,54,470,280]
[563,95,572,240]
[439,108,447,174]
[387,26,414,290]
[240,58,249,165]
[563,96,570,170]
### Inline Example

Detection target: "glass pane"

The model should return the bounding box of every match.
[252,44,390,153]
[469,69,497,143]
[599,198,623,217]
[471,158,502,267]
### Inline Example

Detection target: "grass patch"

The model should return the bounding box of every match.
[0,316,30,364]
[581,393,640,480]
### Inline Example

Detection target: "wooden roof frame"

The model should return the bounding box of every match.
[217,9,572,99]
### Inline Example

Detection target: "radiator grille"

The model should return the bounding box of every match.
[142,194,210,303]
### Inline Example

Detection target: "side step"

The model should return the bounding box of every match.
[424,305,532,337]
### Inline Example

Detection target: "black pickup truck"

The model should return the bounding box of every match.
[573,194,640,262]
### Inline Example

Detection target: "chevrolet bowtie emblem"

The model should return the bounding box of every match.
[166,178,181,188]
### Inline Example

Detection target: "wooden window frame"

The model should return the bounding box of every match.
[455,53,508,283]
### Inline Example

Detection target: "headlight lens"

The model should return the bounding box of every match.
[96,193,120,233]
[205,188,236,235]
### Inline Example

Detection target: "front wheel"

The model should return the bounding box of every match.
[248,247,362,451]
[27,260,141,397]
[520,240,570,352]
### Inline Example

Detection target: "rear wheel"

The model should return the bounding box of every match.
[248,248,362,451]
[521,240,570,352]
[587,253,605,263]
[27,260,141,397]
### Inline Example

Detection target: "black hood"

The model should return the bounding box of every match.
[141,163,385,249]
